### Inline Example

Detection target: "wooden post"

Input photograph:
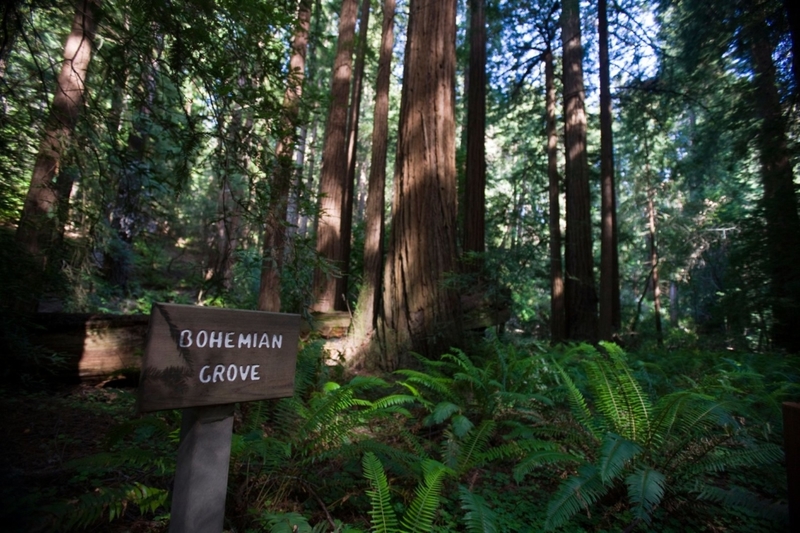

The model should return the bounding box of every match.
[170,404,235,533]
[785,402,800,532]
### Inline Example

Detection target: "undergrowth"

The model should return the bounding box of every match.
[7,336,794,532]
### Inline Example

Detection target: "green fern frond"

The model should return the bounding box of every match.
[362,452,400,533]
[456,419,495,474]
[598,432,642,485]
[513,450,583,482]
[459,485,498,533]
[51,482,168,531]
[372,394,418,411]
[555,361,603,441]
[426,401,461,425]
[695,484,789,523]
[452,413,475,438]
[625,466,666,524]
[394,369,456,401]
[584,349,651,443]
[544,465,608,531]
[400,459,452,533]
[683,442,783,476]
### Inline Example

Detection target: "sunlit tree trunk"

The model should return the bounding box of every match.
[258,0,311,312]
[545,45,565,343]
[560,0,597,341]
[338,0,371,311]
[463,0,486,269]
[15,0,100,313]
[751,24,800,352]
[598,0,620,341]
[381,0,459,367]
[312,0,358,312]
[354,0,394,337]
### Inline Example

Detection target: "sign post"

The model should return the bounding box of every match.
[138,303,300,533]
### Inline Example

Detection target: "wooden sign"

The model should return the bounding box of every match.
[138,303,300,412]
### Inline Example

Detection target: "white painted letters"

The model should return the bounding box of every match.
[179,330,193,347]
[237,333,251,348]
[197,364,263,384]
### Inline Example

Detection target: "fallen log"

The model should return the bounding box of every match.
[31,294,510,381]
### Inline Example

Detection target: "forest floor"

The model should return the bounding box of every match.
[0,382,163,532]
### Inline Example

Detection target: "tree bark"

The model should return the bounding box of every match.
[560,0,597,342]
[648,187,663,347]
[463,0,486,268]
[338,0,372,311]
[15,0,100,313]
[545,46,565,343]
[354,0,394,336]
[381,0,459,367]
[258,0,311,312]
[751,24,800,352]
[598,0,620,341]
[312,0,359,312]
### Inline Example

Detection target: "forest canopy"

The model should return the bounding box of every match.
[1,0,799,358]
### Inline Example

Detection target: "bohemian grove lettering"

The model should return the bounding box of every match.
[178,330,283,349]
[198,364,261,383]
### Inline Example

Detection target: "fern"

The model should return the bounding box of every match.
[400,459,452,533]
[459,485,498,533]
[363,452,400,533]
[625,466,666,524]
[47,482,168,531]
[544,465,608,531]
[597,432,642,484]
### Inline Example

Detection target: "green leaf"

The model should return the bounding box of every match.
[362,452,399,533]
[400,459,452,533]
[625,467,666,524]
[459,486,498,533]
[598,432,642,484]
[545,465,608,531]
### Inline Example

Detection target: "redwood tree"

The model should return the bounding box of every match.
[258,0,312,313]
[560,0,597,341]
[312,0,358,312]
[545,44,565,343]
[15,0,100,312]
[339,0,371,309]
[381,0,460,367]
[354,0,394,335]
[463,0,486,267]
[598,0,620,340]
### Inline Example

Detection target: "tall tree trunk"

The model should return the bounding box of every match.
[381,0,459,367]
[560,0,597,342]
[545,46,565,343]
[15,0,100,313]
[598,0,620,341]
[338,0,371,311]
[0,0,20,83]
[463,0,486,269]
[751,24,800,352]
[312,0,359,312]
[648,187,663,347]
[354,0,394,336]
[258,0,311,312]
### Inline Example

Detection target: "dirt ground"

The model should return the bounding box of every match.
[0,382,151,532]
